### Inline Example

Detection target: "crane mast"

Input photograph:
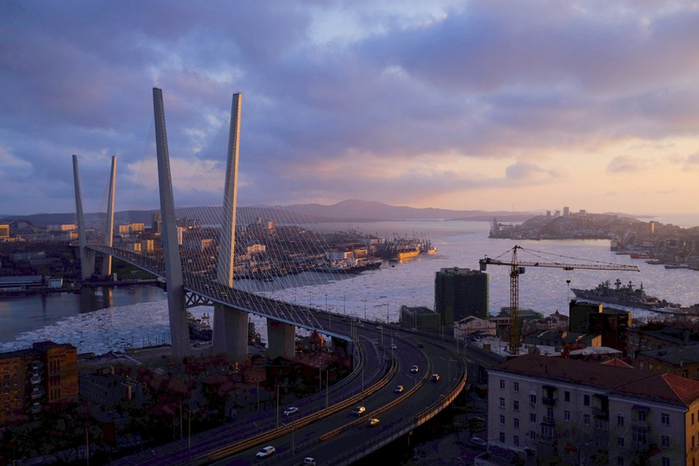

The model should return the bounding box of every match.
[479,245,640,356]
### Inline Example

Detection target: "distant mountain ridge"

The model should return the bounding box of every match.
[0,199,537,227]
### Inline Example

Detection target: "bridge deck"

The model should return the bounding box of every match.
[87,244,350,340]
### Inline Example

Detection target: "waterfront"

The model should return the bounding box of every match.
[3,220,699,354]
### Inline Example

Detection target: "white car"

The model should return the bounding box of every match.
[302,458,316,465]
[411,365,419,373]
[256,446,276,458]
[390,344,397,350]
[283,406,299,416]
[470,437,487,448]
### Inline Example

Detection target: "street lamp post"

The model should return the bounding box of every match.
[363,297,367,320]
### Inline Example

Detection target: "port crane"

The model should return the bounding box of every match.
[479,245,640,355]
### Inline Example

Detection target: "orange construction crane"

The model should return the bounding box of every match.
[479,245,639,355]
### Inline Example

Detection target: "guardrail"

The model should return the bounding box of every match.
[332,346,467,465]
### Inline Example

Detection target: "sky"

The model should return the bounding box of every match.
[2,0,699,218]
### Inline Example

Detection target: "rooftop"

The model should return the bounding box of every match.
[493,354,699,407]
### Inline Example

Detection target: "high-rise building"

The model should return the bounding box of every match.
[151,211,162,235]
[434,267,488,326]
[0,341,78,423]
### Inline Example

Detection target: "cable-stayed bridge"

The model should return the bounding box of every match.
[72,89,469,464]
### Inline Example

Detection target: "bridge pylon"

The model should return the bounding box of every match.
[153,88,191,357]
[72,154,96,280]
[101,155,117,278]
[211,92,253,365]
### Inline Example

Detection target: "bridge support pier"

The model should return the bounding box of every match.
[212,304,249,365]
[267,321,295,360]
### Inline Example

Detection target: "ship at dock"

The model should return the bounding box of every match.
[381,235,436,261]
[571,279,679,311]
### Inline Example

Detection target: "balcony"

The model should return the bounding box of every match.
[30,375,42,384]
[592,407,608,420]
[542,397,557,406]
[542,416,556,426]
[30,403,41,413]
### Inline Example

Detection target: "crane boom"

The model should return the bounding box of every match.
[479,245,639,355]
[480,258,640,272]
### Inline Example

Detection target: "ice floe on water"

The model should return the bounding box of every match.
[0,300,273,356]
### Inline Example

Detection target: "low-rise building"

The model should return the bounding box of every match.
[635,345,699,381]
[454,316,497,340]
[627,324,698,357]
[484,354,699,466]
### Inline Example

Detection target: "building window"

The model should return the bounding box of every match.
[584,414,590,426]
[661,413,669,425]
[662,435,670,448]
[500,415,505,425]
[564,410,570,421]
[662,458,670,466]
[513,400,519,411]
[500,379,505,389]
[617,437,624,447]
[564,391,570,402]
[540,424,553,438]
[637,410,647,422]
[584,394,590,406]
[634,430,647,445]
[499,432,505,443]
[514,435,520,446]
[530,430,536,440]
[692,412,695,425]
[500,397,505,408]
[617,457,624,466]
[513,381,519,392]
[617,414,624,426]
[530,393,536,404]
[530,413,536,422]
[514,418,519,428]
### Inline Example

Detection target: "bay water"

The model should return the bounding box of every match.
[2,220,699,354]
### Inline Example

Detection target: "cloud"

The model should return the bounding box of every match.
[505,162,557,183]
[1,0,699,215]
[607,156,646,173]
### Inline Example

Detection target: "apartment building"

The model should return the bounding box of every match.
[484,355,699,466]
[0,341,78,423]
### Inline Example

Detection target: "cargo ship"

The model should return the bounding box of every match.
[316,258,382,274]
[397,248,420,261]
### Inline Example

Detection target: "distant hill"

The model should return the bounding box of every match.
[276,199,536,222]
[0,200,537,227]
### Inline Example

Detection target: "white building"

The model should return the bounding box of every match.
[480,354,699,466]
[454,315,497,340]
